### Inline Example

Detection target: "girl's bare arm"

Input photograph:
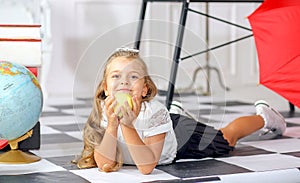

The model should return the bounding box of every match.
[94,127,118,170]
[94,95,119,170]
[121,125,166,175]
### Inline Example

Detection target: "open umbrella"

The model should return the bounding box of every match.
[248,0,300,108]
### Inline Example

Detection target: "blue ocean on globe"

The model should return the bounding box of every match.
[0,61,43,141]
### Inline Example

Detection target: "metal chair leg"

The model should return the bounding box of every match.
[289,102,295,112]
[165,1,189,110]
[134,0,147,50]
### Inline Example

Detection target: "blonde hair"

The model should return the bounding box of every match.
[75,48,158,172]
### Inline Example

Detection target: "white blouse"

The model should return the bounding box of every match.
[101,100,177,165]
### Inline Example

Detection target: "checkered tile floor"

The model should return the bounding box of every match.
[1,94,300,183]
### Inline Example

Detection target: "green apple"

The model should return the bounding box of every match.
[114,93,133,118]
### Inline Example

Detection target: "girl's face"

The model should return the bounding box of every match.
[104,57,148,100]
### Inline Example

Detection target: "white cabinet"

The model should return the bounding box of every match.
[0,0,52,97]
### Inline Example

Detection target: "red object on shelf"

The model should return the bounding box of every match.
[27,67,38,77]
[0,139,8,150]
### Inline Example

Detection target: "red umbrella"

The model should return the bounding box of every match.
[248,0,300,108]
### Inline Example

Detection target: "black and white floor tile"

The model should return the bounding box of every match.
[1,94,300,183]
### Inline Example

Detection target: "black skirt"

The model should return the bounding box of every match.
[170,114,234,161]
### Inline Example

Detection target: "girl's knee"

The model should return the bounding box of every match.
[220,127,237,147]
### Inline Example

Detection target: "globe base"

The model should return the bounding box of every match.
[0,149,41,164]
[0,129,41,164]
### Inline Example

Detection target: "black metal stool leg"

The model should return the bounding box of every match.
[134,0,147,50]
[289,102,295,112]
[166,1,189,110]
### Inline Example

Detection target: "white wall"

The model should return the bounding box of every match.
[0,0,261,99]
[47,0,143,98]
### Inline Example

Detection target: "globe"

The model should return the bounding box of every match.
[0,61,43,141]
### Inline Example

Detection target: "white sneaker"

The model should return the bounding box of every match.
[169,101,199,120]
[169,101,184,115]
[255,100,286,135]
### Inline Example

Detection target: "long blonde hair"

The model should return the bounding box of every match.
[75,48,158,172]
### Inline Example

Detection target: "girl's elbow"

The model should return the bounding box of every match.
[138,164,156,175]
[96,162,117,173]
[139,168,154,175]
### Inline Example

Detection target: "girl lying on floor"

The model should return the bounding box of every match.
[75,47,286,175]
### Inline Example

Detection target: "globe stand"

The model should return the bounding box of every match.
[0,130,41,164]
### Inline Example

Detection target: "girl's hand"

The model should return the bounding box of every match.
[132,95,141,117]
[104,95,119,129]
[120,95,140,128]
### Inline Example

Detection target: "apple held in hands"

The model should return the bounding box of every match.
[114,93,133,118]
